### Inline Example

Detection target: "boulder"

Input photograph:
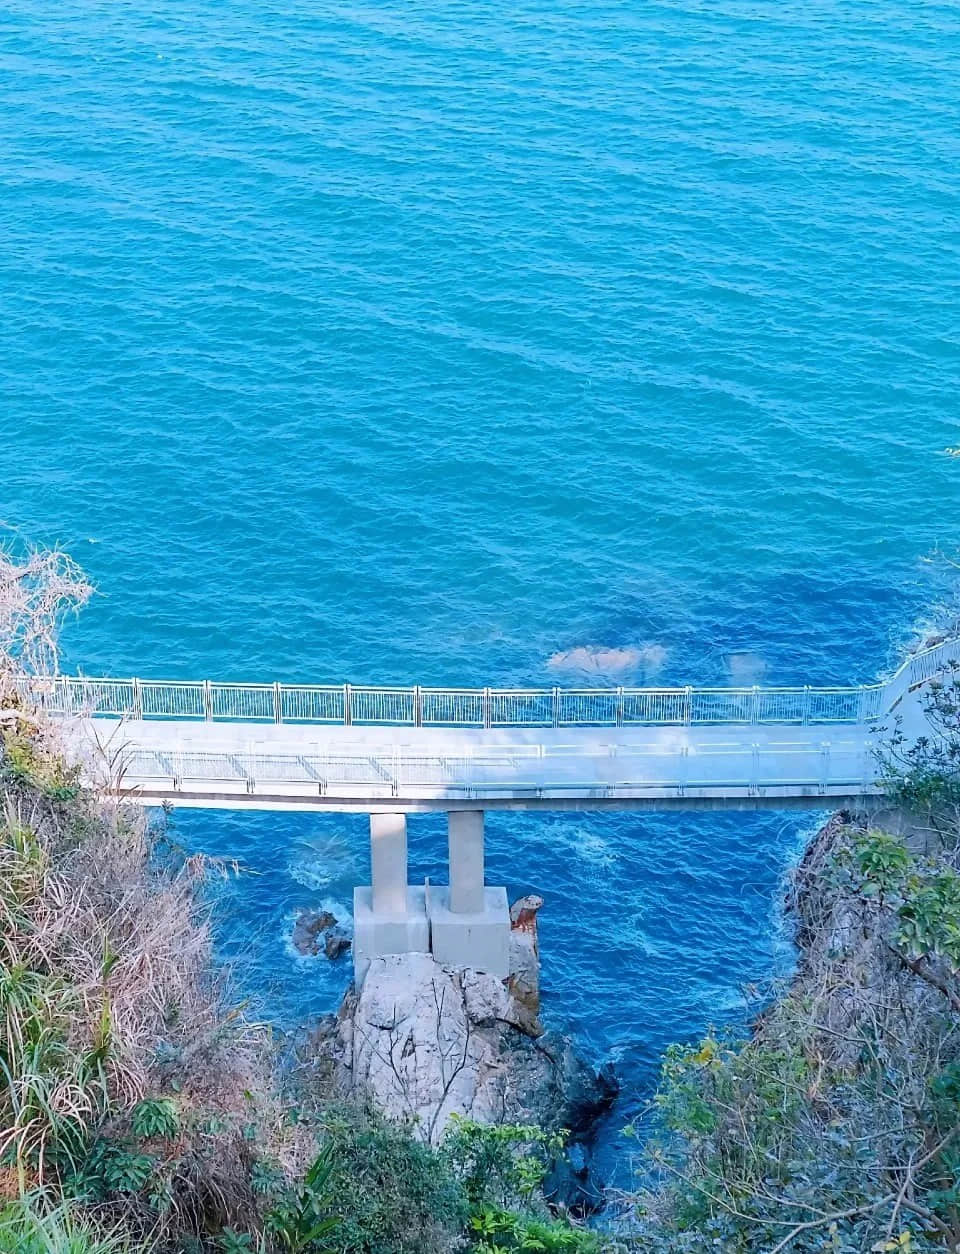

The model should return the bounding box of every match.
[292,909,337,956]
[292,910,354,960]
[327,952,616,1167]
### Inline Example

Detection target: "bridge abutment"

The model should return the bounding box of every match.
[353,809,511,985]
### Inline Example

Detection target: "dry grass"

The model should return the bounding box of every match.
[0,687,302,1247]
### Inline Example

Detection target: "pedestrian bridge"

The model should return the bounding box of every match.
[36,636,957,814]
[29,637,957,983]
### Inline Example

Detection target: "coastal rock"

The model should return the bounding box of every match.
[507,894,544,1034]
[326,950,617,1210]
[324,928,352,960]
[292,910,336,956]
[292,909,350,958]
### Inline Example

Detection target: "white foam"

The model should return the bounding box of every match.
[546,643,668,678]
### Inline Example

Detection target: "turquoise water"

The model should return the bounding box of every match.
[3,0,960,1181]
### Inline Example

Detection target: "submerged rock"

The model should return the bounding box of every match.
[324,927,352,960]
[292,909,349,958]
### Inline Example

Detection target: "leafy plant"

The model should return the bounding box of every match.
[854,829,910,898]
[443,1116,567,1209]
[218,1229,256,1253]
[467,1206,599,1253]
[131,1097,179,1141]
[264,1145,338,1253]
[70,1138,156,1200]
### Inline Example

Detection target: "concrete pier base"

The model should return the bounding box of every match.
[353,885,429,986]
[352,808,510,984]
[428,885,511,979]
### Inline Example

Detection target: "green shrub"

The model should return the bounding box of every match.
[443,1116,567,1209]
[311,1106,467,1254]
[632,820,960,1251]
[468,1205,600,1253]
[130,1098,179,1142]
[66,1138,155,1201]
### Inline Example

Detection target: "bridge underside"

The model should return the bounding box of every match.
[108,787,874,813]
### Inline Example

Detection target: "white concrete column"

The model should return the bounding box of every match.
[370,812,408,916]
[448,810,485,914]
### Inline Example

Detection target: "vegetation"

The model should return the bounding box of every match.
[0,542,604,1253]
[18,536,960,1252]
[630,670,960,1250]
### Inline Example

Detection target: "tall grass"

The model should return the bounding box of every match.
[0,1194,147,1253]
[0,696,292,1247]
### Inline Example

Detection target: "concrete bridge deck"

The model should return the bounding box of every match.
[72,716,878,811]
[43,634,955,813]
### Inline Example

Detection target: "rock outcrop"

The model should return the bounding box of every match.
[322,948,616,1210]
[305,893,617,1210]
[507,894,543,1033]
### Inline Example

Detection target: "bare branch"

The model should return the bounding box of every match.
[0,543,92,678]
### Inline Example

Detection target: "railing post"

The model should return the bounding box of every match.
[203,680,213,722]
[802,685,811,726]
[132,678,142,721]
[858,685,877,724]
[552,686,560,728]
[344,683,352,726]
[684,685,693,725]
[483,687,492,729]
[414,685,422,728]
[616,686,624,728]
[750,685,759,725]
[273,682,283,724]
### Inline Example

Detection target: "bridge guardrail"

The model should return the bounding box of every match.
[112,737,876,798]
[15,636,960,729]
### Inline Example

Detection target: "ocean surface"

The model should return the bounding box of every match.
[2,0,960,1186]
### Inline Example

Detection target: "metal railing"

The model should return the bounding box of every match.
[110,737,878,801]
[17,636,960,730]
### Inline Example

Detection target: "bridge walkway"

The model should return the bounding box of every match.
[73,715,879,811]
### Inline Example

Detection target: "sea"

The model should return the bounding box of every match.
[2,0,959,1187]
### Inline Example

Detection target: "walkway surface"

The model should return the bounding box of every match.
[42,635,957,811]
[69,715,879,811]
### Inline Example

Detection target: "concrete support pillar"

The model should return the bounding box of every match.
[429,809,509,978]
[448,810,485,914]
[354,811,428,987]
[370,812,408,916]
